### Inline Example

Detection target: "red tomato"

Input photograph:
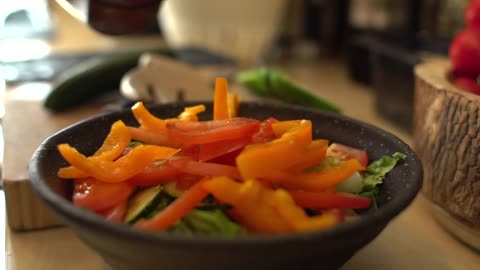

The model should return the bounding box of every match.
[466,0,480,28]
[452,76,480,95]
[98,200,128,223]
[73,178,134,211]
[128,162,180,186]
[168,157,242,180]
[449,27,480,77]
[251,117,279,143]
[327,143,368,166]
[167,117,261,144]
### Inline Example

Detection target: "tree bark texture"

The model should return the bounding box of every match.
[414,58,480,229]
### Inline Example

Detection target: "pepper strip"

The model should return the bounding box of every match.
[272,189,339,232]
[176,105,206,122]
[58,144,180,183]
[288,190,371,209]
[135,178,210,231]
[236,120,312,179]
[203,177,340,233]
[265,159,365,192]
[286,139,329,172]
[213,77,229,120]
[58,120,131,179]
[132,101,167,131]
[203,177,292,233]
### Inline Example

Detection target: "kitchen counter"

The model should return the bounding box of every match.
[5,56,480,270]
[3,2,480,269]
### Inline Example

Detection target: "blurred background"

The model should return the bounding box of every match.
[0,0,470,129]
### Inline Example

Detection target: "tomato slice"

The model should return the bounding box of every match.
[327,143,368,166]
[73,178,134,211]
[168,157,242,180]
[128,162,180,186]
[98,200,128,223]
[167,117,261,144]
[251,117,278,143]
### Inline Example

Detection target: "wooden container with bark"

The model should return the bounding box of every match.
[414,57,480,251]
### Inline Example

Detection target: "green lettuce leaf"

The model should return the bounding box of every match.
[169,209,243,236]
[359,152,406,208]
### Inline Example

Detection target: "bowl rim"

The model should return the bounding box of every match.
[29,101,423,246]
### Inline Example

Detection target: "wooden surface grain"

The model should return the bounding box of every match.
[4,57,480,270]
[2,84,108,230]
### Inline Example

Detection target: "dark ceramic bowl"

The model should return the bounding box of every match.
[29,102,423,270]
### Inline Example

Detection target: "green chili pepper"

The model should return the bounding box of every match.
[235,67,342,113]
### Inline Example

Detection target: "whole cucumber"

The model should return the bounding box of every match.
[44,48,174,112]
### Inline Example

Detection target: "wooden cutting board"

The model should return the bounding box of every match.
[2,83,107,231]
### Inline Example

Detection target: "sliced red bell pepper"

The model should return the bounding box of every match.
[128,162,181,186]
[196,136,252,162]
[168,157,242,180]
[288,190,371,209]
[167,117,261,145]
[135,179,210,231]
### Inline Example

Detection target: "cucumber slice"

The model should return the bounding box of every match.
[335,171,363,193]
[164,182,185,198]
[125,185,164,224]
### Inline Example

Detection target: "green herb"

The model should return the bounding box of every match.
[359,152,406,208]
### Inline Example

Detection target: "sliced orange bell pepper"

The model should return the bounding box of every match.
[271,189,339,232]
[203,177,340,233]
[58,120,131,179]
[58,144,179,183]
[213,77,229,120]
[135,178,210,231]
[176,104,206,122]
[236,120,312,179]
[286,139,329,172]
[132,101,167,131]
[268,159,365,192]
[227,92,240,118]
[271,120,312,146]
[203,177,292,233]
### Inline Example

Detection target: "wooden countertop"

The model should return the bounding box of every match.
[4,57,480,270]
